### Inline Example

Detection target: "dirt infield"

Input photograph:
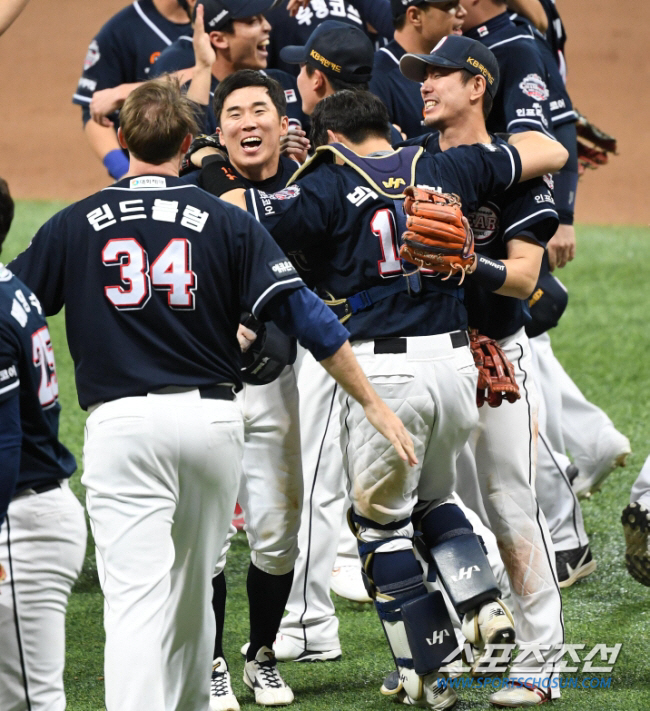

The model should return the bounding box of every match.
[0,0,648,225]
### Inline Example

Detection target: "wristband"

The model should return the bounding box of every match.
[103,149,129,180]
[471,255,507,292]
[199,158,245,196]
[552,169,578,225]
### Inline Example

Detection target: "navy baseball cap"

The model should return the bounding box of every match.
[400,35,500,97]
[391,0,457,21]
[195,0,275,32]
[280,20,374,84]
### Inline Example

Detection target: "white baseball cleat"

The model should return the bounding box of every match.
[272,633,342,662]
[489,681,549,707]
[243,646,295,706]
[330,564,372,603]
[210,657,240,711]
[622,502,650,587]
[572,429,631,499]
[461,599,515,677]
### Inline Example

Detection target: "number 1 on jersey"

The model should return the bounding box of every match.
[371,209,401,276]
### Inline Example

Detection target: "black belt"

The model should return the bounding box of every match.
[374,331,470,354]
[199,385,236,401]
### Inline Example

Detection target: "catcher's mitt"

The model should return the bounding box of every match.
[469,330,520,408]
[180,133,224,175]
[575,110,617,173]
[399,187,475,281]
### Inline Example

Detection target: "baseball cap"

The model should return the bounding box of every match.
[279,20,374,84]
[399,35,500,97]
[195,0,275,32]
[390,0,457,21]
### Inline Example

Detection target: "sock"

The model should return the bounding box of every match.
[212,572,227,661]
[246,563,294,661]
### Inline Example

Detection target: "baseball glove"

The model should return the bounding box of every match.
[180,133,224,176]
[399,187,475,281]
[575,110,617,173]
[469,330,520,408]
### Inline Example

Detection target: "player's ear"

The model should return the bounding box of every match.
[216,127,224,145]
[180,133,193,155]
[210,30,229,51]
[117,127,128,151]
[326,129,339,145]
[470,75,487,103]
[279,115,289,137]
[406,5,423,29]
[315,69,327,92]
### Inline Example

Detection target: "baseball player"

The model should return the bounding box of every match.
[215,85,567,706]
[73,0,192,180]
[0,178,87,711]
[185,1,308,136]
[399,36,565,705]
[10,77,416,711]
[190,70,305,709]
[623,454,650,587]
[263,0,393,76]
[368,0,466,140]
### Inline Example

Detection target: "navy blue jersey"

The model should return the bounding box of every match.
[0,267,76,505]
[407,132,558,338]
[10,177,307,410]
[539,0,567,79]
[73,0,190,123]
[150,34,194,78]
[199,154,299,195]
[243,141,522,341]
[510,15,575,127]
[264,0,390,76]
[369,40,428,140]
[465,12,554,138]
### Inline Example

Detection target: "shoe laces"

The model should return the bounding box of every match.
[211,669,232,697]
[256,660,284,689]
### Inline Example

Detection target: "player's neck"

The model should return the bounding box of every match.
[153,0,190,24]
[334,136,393,157]
[124,156,182,179]
[212,57,255,83]
[436,119,490,152]
[233,152,281,183]
[394,27,438,56]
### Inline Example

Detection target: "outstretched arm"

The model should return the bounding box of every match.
[507,0,548,33]
[510,131,568,181]
[0,0,30,36]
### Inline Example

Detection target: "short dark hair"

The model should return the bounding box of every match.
[119,77,198,164]
[459,69,493,120]
[310,90,392,148]
[212,70,287,126]
[0,178,15,254]
[305,63,369,92]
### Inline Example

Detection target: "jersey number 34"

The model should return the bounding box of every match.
[102,238,197,310]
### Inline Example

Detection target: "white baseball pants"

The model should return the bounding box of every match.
[0,480,86,711]
[82,390,243,711]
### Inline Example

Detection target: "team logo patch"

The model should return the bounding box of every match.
[468,204,499,245]
[269,258,298,278]
[519,73,549,101]
[382,177,406,189]
[84,40,100,70]
[262,186,301,201]
[542,173,554,190]
[284,89,297,103]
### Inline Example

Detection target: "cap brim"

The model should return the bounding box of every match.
[279,44,308,65]
[231,0,275,19]
[399,53,463,83]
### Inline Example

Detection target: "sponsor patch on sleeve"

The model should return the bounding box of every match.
[269,258,298,279]
[84,40,101,71]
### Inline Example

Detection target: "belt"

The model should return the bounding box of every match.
[374,330,470,354]
[12,480,61,502]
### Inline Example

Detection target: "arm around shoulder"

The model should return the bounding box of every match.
[510,131,568,181]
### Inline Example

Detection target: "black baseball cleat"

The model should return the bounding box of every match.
[555,544,597,588]
[622,502,650,587]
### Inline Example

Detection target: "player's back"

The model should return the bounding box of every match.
[0,267,76,488]
[10,178,284,409]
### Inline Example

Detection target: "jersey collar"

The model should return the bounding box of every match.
[464,11,511,41]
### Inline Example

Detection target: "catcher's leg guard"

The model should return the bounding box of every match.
[367,549,459,701]
[418,503,501,614]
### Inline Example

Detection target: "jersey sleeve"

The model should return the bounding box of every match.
[234,211,307,319]
[436,142,523,211]
[72,18,133,108]
[353,0,393,40]
[8,209,70,316]
[0,320,20,405]
[492,40,554,137]
[244,171,335,253]
[500,177,559,247]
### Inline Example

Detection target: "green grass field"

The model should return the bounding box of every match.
[3,202,650,710]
